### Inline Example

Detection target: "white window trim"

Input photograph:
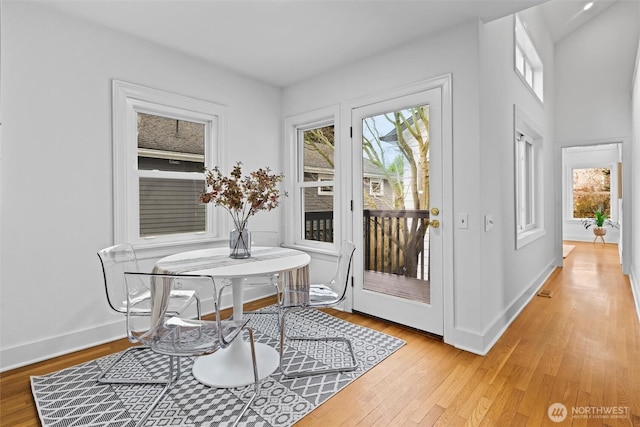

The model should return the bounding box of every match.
[514,105,545,249]
[283,105,340,254]
[112,80,227,248]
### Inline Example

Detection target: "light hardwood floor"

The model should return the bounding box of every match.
[2,241,639,426]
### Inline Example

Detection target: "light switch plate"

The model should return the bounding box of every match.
[485,214,494,231]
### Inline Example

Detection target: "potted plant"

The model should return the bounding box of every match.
[581,208,619,242]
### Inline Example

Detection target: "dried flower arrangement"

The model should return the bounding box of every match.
[200,162,284,256]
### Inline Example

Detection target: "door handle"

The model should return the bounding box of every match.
[429,219,440,228]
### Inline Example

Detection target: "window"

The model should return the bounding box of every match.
[572,167,611,219]
[137,113,206,237]
[516,132,535,231]
[113,80,227,247]
[515,15,543,102]
[301,125,335,243]
[514,106,545,249]
[284,106,339,249]
[369,178,384,196]
[317,176,334,195]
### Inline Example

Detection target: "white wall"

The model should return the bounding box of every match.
[478,8,557,352]
[555,1,639,144]
[0,2,282,371]
[284,14,557,354]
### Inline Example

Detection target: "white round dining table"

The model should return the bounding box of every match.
[154,246,310,388]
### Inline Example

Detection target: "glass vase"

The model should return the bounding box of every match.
[230,227,251,259]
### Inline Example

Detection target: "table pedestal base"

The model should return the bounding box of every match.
[192,338,279,388]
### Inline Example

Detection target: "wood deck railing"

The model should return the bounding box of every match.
[364,209,429,280]
[305,209,430,280]
[305,211,334,242]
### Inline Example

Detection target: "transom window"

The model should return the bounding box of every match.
[515,15,544,103]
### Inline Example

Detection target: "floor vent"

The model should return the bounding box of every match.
[536,289,553,298]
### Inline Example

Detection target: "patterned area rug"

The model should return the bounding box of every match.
[31,309,405,427]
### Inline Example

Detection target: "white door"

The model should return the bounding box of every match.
[351,88,443,335]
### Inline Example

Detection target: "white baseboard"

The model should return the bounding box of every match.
[453,260,557,356]
[630,266,640,324]
[0,286,275,373]
[452,327,486,355]
[0,319,126,372]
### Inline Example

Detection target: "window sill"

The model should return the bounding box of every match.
[135,237,227,261]
[516,227,546,250]
[283,242,337,258]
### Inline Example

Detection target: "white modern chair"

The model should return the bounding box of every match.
[278,240,358,378]
[96,243,201,384]
[123,272,259,427]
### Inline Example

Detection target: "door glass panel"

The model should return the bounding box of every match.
[361,105,430,303]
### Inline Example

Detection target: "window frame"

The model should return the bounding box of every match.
[369,178,384,196]
[514,105,545,249]
[516,132,535,232]
[284,106,340,253]
[112,80,227,248]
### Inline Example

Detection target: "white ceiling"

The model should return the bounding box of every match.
[35,0,616,87]
[539,0,618,42]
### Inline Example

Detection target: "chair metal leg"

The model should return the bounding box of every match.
[230,327,260,427]
[97,346,180,385]
[134,355,179,427]
[195,295,202,319]
[279,309,357,378]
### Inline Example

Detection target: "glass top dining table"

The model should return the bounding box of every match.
[153,246,310,388]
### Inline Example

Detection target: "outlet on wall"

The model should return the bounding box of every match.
[458,213,468,229]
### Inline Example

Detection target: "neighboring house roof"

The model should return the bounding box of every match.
[137,113,205,156]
